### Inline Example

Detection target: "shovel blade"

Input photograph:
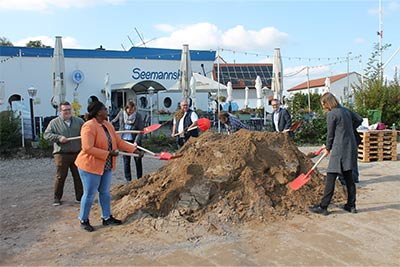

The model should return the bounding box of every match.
[289,173,311,190]
[143,124,162,134]
[159,152,172,160]
[197,118,211,132]
[158,152,183,160]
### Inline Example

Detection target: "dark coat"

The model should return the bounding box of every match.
[326,106,363,174]
[272,108,293,138]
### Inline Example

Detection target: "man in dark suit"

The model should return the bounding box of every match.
[271,99,293,138]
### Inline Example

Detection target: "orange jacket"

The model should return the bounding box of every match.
[75,119,137,175]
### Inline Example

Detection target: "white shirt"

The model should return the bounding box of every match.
[273,108,280,132]
[174,111,199,135]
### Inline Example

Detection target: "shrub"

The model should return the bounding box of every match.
[0,110,22,153]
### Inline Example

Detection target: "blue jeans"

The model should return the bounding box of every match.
[78,169,112,221]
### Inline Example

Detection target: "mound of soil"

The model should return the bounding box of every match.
[109,130,343,229]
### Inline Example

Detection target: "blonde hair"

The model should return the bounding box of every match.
[320,92,339,110]
[125,100,136,110]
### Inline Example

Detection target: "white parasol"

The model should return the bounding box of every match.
[226,81,233,102]
[255,76,262,109]
[271,48,283,102]
[53,36,66,105]
[190,75,197,109]
[179,44,192,101]
[324,77,331,92]
[244,86,249,108]
[104,73,111,110]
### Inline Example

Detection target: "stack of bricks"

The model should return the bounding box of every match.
[357,130,397,162]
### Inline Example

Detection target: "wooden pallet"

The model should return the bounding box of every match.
[357,130,397,162]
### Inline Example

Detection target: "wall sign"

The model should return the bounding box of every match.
[72,70,84,84]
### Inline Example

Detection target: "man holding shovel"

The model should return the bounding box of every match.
[271,99,293,138]
[44,101,85,206]
[171,100,199,148]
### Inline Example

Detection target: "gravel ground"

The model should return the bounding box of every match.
[1,145,399,266]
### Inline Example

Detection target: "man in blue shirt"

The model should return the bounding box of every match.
[218,111,249,134]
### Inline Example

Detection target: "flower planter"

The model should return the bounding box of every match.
[238,114,251,121]
[158,114,173,122]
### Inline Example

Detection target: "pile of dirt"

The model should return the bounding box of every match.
[109,130,342,230]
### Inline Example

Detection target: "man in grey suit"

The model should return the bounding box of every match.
[271,99,293,138]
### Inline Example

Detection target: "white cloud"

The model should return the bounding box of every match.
[388,0,400,12]
[149,22,289,52]
[0,0,124,11]
[368,0,400,16]
[154,24,176,33]
[354,38,366,44]
[15,36,80,48]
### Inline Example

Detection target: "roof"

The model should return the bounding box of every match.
[169,72,227,91]
[287,73,355,92]
[0,45,216,61]
[111,80,167,94]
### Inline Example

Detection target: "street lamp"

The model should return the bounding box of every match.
[27,86,37,141]
[347,52,352,104]
[148,86,155,126]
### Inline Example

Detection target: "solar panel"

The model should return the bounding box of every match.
[213,64,273,89]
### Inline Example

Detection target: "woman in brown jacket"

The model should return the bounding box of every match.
[75,101,138,232]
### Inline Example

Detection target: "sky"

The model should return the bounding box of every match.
[1,0,399,90]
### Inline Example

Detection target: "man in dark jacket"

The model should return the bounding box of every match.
[271,99,293,138]
[44,101,84,206]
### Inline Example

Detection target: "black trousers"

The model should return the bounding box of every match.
[123,140,143,181]
[320,170,356,209]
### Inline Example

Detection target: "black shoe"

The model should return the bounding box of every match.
[53,199,61,206]
[342,204,357,214]
[102,215,122,226]
[308,205,329,216]
[80,220,94,232]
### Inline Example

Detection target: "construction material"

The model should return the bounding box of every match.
[357,130,397,162]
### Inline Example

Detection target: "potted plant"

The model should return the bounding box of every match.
[237,108,252,120]
[158,109,172,122]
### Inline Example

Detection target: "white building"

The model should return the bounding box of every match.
[0,42,217,121]
[287,72,361,103]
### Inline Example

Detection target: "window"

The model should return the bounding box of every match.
[163,97,172,108]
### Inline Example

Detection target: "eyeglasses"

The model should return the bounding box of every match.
[61,108,71,112]
[272,104,279,107]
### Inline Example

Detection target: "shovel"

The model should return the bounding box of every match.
[283,120,302,133]
[172,118,211,137]
[118,151,180,160]
[116,123,162,135]
[289,152,326,190]
[66,123,162,141]
[135,145,182,160]
[306,145,325,158]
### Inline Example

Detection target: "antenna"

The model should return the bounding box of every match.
[135,27,146,47]
[127,35,134,47]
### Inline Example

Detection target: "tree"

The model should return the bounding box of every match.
[26,40,51,48]
[353,43,400,128]
[364,43,391,81]
[0,36,13,46]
